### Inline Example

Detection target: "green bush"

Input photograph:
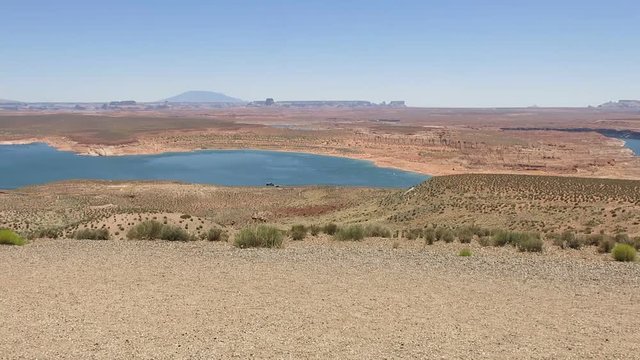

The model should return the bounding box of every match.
[234,225,284,248]
[159,225,192,241]
[202,228,228,242]
[290,224,307,241]
[334,225,365,241]
[323,223,339,235]
[458,248,472,257]
[127,220,191,241]
[442,230,455,243]
[364,224,392,238]
[73,228,110,240]
[0,229,26,246]
[127,220,164,240]
[612,243,636,262]
[493,230,539,248]
[517,237,544,252]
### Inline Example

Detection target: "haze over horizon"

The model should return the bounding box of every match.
[2,0,639,107]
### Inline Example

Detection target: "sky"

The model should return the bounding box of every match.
[1,0,639,107]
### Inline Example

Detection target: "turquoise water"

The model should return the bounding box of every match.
[622,138,640,155]
[0,143,429,189]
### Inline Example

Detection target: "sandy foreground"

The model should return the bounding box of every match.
[1,239,639,359]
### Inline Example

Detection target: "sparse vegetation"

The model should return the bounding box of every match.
[73,228,110,240]
[459,248,472,257]
[309,225,321,236]
[202,228,228,242]
[234,225,284,248]
[517,237,544,252]
[323,223,338,235]
[364,224,392,238]
[290,224,307,241]
[0,229,26,246]
[334,225,364,241]
[127,220,191,241]
[611,243,636,262]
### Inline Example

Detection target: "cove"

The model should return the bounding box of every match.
[620,138,640,155]
[0,143,429,190]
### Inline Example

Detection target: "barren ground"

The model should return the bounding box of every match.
[2,239,639,359]
[2,107,640,179]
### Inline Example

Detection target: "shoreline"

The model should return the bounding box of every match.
[2,136,640,180]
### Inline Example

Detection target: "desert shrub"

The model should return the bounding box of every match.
[0,229,26,246]
[517,237,544,252]
[493,230,539,247]
[127,220,164,240]
[309,225,321,236]
[611,243,636,262]
[323,223,339,235]
[364,224,392,238]
[234,225,284,248]
[435,226,447,241]
[202,228,228,242]
[478,236,493,247]
[334,225,365,241]
[598,236,616,253]
[405,228,422,240]
[458,248,472,257]
[423,227,435,244]
[584,234,604,247]
[30,226,63,239]
[457,228,473,244]
[159,225,191,241]
[73,228,110,240]
[127,220,191,241]
[290,224,307,241]
[440,229,455,243]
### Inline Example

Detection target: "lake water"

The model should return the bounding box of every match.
[622,138,640,155]
[0,143,429,189]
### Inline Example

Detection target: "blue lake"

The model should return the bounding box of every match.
[0,143,429,189]
[622,138,640,155]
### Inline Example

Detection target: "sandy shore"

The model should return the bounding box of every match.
[2,239,639,359]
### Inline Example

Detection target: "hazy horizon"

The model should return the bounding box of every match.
[2,0,639,107]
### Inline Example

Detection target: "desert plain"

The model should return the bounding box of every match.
[1,107,640,359]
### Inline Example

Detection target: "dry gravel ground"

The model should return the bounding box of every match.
[1,239,639,359]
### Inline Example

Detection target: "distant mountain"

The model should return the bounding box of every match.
[163,91,244,103]
[598,100,640,109]
[0,98,20,104]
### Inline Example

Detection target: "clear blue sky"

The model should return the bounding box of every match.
[1,0,639,107]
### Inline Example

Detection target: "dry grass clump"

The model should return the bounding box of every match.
[127,220,192,241]
[458,248,472,257]
[29,226,64,239]
[202,228,228,242]
[334,225,365,241]
[612,243,637,262]
[234,225,283,248]
[0,229,26,246]
[73,228,110,240]
[364,224,392,238]
[493,230,542,252]
[290,224,308,241]
[323,223,339,235]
